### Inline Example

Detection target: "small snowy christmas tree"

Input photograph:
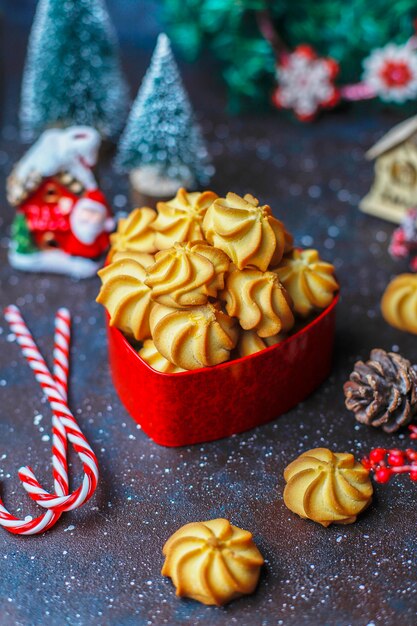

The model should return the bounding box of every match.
[115,33,213,196]
[20,0,129,141]
[11,214,37,255]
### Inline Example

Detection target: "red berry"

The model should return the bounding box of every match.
[406,449,417,461]
[388,452,405,467]
[410,471,417,482]
[369,448,386,464]
[375,467,392,483]
[408,425,417,438]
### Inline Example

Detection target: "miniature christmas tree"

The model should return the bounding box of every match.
[115,33,213,198]
[11,214,37,255]
[20,0,129,141]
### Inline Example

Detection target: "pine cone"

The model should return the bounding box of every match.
[343,349,417,433]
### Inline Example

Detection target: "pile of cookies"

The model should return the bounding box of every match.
[97,188,339,372]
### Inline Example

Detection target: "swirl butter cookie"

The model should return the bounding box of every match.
[273,249,338,317]
[222,267,294,337]
[109,207,157,257]
[381,273,417,334]
[97,258,153,340]
[283,448,373,527]
[203,192,291,271]
[152,188,218,250]
[150,302,238,370]
[145,242,229,307]
[138,339,185,373]
[162,518,264,606]
[236,329,285,357]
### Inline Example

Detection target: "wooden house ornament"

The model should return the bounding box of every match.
[360,115,417,223]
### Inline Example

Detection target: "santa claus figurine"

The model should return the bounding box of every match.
[7,126,114,278]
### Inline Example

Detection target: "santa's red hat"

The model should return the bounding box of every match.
[75,189,109,214]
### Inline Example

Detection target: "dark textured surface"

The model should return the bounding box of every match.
[1,9,417,626]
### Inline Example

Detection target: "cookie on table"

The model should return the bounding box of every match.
[381,273,417,334]
[162,518,264,606]
[283,448,373,527]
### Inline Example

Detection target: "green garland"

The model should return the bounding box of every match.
[163,0,417,111]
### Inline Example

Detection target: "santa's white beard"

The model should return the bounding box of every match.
[70,213,104,244]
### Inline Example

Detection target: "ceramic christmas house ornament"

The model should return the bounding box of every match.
[360,115,417,223]
[7,126,114,278]
[115,33,213,208]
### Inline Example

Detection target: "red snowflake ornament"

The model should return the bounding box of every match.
[362,43,417,102]
[272,45,340,121]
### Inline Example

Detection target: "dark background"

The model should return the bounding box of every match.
[0,2,416,626]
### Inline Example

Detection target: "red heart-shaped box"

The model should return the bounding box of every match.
[106,294,338,447]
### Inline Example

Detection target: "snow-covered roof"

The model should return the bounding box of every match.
[6,169,85,207]
[7,126,100,206]
[366,115,417,160]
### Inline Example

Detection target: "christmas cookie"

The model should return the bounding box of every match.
[222,267,294,337]
[145,241,229,308]
[150,302,238,370]
[188,240,230,293]
[237,329,285,357]
[138,339,185,373]
[152,188,218,250]
[283,448,373,527]
[97,258,153,341]
[110,250,155,267]
[161,518,264,606]
[381,273,417,334]
[203,192,291,271]
[273,249,338,317]
[109,207,157,258]
[344,348,417,433]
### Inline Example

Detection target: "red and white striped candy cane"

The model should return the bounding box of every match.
[0,308,71,535]
[49,308,70,497]
[53,308,71,403]
[4,305,99,514]
[0,417,67,534]
[0,503,59,535]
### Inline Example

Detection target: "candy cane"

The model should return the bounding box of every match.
[53,308,71,405]
[49,308,70,497]
[0,504,60,535]
[4,306,99,513]
[0,309,70,535]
